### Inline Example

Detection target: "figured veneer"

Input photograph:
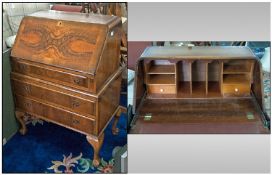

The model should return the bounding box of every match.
[132,46,269,134]
[10,10,124,165]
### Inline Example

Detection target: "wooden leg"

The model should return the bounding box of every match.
[112,106,127,135]
[86,133,104,167]
[112,109,121,135]
[15,111,27,135]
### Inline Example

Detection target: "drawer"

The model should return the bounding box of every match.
[147,85,176,94]
[223,84,251,96]
[12,79,96,117]
[14,94,96,135]
[12,59,94,91]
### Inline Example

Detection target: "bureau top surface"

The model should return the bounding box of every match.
[29,10,120,27]
[11,10,121,75]
[141,46,256,59]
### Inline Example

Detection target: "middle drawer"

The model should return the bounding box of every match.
[11,78,96,117]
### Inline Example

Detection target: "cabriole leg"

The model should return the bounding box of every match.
[112,106,127,135]
[15,111,27,135]
[86,133,105,167]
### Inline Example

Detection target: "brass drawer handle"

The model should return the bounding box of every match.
[72,100,80,108]
[72,119,80,125]
[35,69,43,75]
[160,88,164,92]
[25,85,31,93]
[234,88,239,92]
[73,78,81,85]
[24,102,32,108]
[18,64,27,71]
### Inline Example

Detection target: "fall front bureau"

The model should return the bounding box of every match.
[130,46,270,134]
[10,10,125,166]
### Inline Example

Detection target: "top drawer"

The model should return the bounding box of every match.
[12,59,94,92]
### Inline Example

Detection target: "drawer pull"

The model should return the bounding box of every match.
[72,100,80,108]
[160,89,164,92]
[24,85,31,93]
[73,78,81,84]
[19,64,27,71]
[24,102,32,108]
[72,119,80,125]
[235,88,239,92]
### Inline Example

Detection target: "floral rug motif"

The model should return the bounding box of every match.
[3,112,127,173]
[47,153,115,173]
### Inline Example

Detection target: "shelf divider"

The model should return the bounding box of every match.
[189,61,192,94]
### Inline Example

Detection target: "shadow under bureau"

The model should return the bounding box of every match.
[130,46,270,134]
[10,10,125,166]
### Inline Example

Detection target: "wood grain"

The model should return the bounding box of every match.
[133,46,268,134]
[10,11,124,164]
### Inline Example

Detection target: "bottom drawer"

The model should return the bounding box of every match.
[15,94,96,135]
[147,85,176,94]
[223,84,251,97]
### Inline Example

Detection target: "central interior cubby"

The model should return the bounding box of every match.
[191,60,207,96]
[207,61,221,96]
[177,61,191,96]
[144,59,253,98]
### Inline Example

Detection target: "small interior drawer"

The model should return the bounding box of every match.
[12,59,92,91]
[147,85,176,94]
[223,84,251,96]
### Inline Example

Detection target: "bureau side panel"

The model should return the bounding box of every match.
[97,75,122,135]
[95,24,121,92]
[133,59,146,113]
[252,60,265,112]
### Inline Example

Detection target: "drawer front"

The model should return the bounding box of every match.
[12,59,93,91]
[223,84,251,96]
[147,85,176,94]
[15,95,96,135]
[12,79,96,117]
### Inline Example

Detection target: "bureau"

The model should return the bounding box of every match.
[10,10,125,166]
[130,46,270,134]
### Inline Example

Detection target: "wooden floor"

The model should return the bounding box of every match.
[130,98,269,134]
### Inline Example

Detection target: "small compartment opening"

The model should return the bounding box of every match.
[223,74,250,84]
[146,74,176,85]
[223,60,252,74]
[177,61,191,95]
[208,61,221,95]
[191,60,206,95]
[145,60,175,74]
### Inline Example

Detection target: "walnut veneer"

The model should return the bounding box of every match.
[10,10,124,166]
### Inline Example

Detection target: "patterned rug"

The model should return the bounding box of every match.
[3,94,127,173]
[263,71,271,118]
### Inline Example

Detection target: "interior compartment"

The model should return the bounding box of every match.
[223,74,250,84]
[191,60,206,96]
[146,74,176,85]
[207,61,221,96]
[223,60,252,74]
[145,60,175,74]
[177,61,191,96]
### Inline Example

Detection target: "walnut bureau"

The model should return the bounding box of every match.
[10,10,124,166]
[130,46,270,134]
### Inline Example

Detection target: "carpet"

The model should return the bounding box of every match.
[3,94,127,173]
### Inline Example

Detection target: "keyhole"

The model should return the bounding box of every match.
[57,21,62,26]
